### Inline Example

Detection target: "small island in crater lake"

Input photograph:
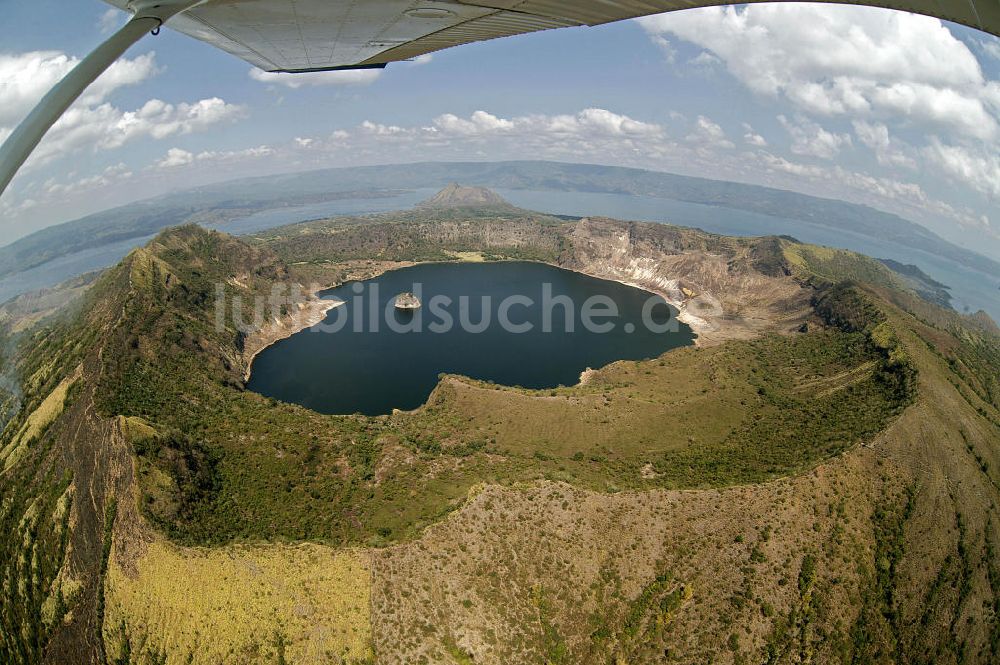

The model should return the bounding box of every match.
[394,292,421,309]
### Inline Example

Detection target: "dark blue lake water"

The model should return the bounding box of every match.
[246,261,694,415]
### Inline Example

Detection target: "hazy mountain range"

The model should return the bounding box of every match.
[1,160,997,281]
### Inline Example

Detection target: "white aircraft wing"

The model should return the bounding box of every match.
[102,0,1000,74]
[3,0,996,199]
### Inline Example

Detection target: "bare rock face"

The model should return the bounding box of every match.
[559,218,814,345]
[418,183,512,209]
[394,292,421,309]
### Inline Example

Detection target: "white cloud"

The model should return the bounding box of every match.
[154,145,274,169]
[0,50,158,128]
[359,120,408,137]
[689,51,719,67]
[756,152,829,179]
[851,120,915,168]
[155,148,194,169]
[324,108,988,233]
[21,97,245,167]
[98,8,125,35]
[924,141,1000,198]
[360,108,664,143]
[977,38,1000,62]
[248,67,382,88]
[0,50,242,171]
[113,98,245,143]
[639,5,999,142]
[649,35,676,64]
[778,115,851,159]
[687,115,733,148]
[196,145,275,162]
[9,99,993,247]
[742,123,767,147]
[44,163,133,196]
[433,111,514,136]
[751,149,988,230]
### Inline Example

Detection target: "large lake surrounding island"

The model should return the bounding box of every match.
[247,262,694,415]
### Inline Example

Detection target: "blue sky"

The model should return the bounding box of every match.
[1,0,998,258]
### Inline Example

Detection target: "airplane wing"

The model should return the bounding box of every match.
[4,0,995,200]
[102,0,1000,74]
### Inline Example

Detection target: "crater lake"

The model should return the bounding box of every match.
[246,261,695,415]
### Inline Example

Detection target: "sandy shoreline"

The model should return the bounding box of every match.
[241,297,345,382]
[601,276,710,343]
[551,265,713,346]
[241,260,416,382]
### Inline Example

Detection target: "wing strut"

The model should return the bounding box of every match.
[0,2,198,199]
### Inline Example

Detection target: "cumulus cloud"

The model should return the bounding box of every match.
[431,108,664,140]
[637,4,998,238]
[432,110,515,136]
[752,150,987,230]
[924,141,1000,198]
[742,123,767,147]
[689,51,720,68]
[638,5,1000,142]
[22,97,245,166]
[0,50,244,172]
[154,145,274,170]
[687,115,733,148]
[778,115,851,159]
[0,51,158,128]
[9,97,992,246]
[978,38,1000,62]
[349,108,667,147]
[44,163,133,196]
[98,8,125,35]
[851,120,915,168]
[155,148,194,169]
[112,98,244,144]
[195,145,275,162]
[248,67,382,88]
[648,35,676,64]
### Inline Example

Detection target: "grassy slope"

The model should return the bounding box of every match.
[371,249,999,665]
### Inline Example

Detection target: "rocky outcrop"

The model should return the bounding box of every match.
[558,217,813,345]
[394,292,421,310]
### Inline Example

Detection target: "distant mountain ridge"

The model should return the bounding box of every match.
[1,161,997,283]
[878,258,953,310]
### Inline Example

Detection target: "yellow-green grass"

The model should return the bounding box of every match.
[1,365,80,472]
[443,250,486,262]
[427,344,754,460]
[119,415,158,442]
[104,539,372,664]
[782,242,906,291]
